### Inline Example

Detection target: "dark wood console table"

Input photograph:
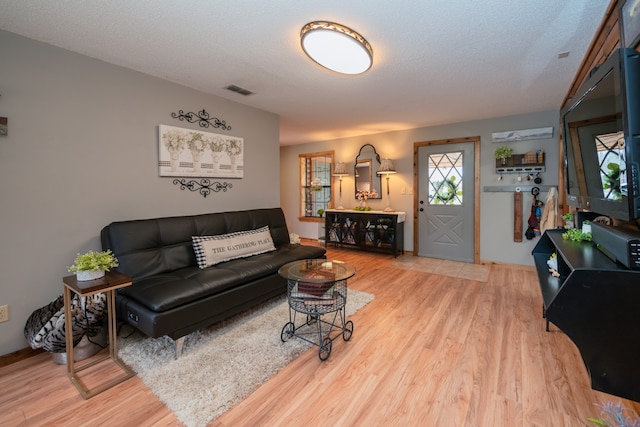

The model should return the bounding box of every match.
[325,209,404,257]
[532,229,640,402]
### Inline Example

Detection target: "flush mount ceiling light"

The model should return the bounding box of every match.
[300,21,373,75]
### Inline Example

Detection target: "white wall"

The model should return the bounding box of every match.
[0,30,279,355]
[281,110,559,266]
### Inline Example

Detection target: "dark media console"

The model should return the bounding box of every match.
[532,229,640,402]
[551,41,640,403]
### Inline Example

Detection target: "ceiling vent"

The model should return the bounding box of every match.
[225,85,254,96]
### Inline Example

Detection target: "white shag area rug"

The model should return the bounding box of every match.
[118,289,374,427]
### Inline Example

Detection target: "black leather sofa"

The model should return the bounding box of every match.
[101,208,325,357]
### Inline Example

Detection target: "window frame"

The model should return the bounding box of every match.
[299,151,335,222]
[427,150,464,206]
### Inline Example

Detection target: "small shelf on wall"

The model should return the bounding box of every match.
[496,152,545,174]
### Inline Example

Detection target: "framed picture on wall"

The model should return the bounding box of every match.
[158,124,244,178]
[620,0,640,49]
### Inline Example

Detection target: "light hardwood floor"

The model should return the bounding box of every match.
[2,246,639,426]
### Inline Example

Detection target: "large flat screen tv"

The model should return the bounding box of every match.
[562,48,640,222]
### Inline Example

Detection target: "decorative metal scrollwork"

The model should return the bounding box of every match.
[171,109,232,131]
[172,178,233,198]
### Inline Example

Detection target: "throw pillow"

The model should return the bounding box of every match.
[192,226,276,268]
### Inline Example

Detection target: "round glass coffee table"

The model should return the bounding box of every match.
[278,259,356,360]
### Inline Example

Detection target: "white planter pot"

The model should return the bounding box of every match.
[76,269,105,281]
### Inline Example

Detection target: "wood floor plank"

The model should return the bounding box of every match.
[2,245,639,426]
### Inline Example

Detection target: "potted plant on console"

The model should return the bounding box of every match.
[68,250,119,281]
[562,212,574,229]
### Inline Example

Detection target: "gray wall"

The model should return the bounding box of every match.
[281,110,559,265]
[0,30,279,355]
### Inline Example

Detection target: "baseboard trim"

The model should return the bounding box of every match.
[0,347,45,368]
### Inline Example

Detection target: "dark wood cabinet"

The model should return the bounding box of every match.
[532,229,640,402]
[325,210,404,257]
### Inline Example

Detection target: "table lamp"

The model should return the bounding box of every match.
[332,162,349,209]
[377,159,397,212]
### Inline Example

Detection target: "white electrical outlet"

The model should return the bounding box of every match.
[0,305,8,322]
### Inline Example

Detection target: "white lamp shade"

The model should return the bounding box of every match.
[377,159,397,175]
[333,162,349,176]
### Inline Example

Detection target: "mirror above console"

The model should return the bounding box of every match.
[354,143,382,199]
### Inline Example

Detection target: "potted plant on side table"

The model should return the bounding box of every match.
[67,250,119,281]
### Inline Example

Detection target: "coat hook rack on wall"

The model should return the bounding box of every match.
[173,178,233,198]
[171,109,232,131]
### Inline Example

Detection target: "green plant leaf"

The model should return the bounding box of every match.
[494,145,513,160]
[561,228,592,242]
[67,250,119,273]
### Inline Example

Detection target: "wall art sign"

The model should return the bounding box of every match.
[620,0,640,49]
[0,117,7,136]
[491,127,553,143]
[159,124,243,178]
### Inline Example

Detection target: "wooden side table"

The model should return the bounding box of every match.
[63,270,135,399]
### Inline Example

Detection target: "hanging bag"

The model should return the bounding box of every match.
[525,187,543,240]
[525,197,537,240]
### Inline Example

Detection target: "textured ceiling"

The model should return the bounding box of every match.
[0,1,610,145]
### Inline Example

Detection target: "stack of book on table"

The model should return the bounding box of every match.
[295,267,337,305]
